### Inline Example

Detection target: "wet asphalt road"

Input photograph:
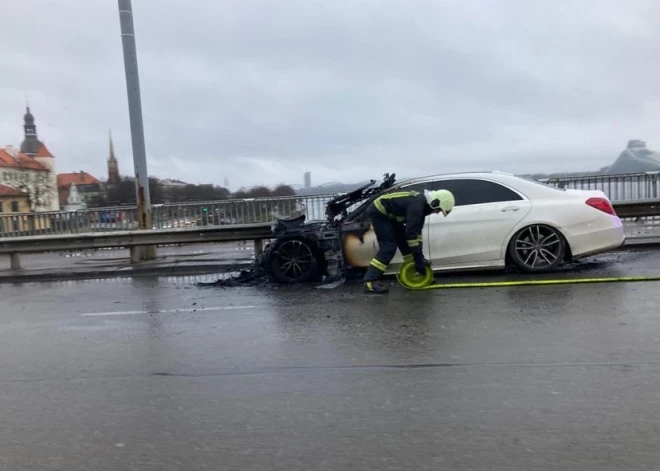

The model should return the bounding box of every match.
[2,248,660,470]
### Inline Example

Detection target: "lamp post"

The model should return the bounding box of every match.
[118,0,156,261]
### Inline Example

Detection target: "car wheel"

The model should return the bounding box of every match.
[270,239,318,283]
[508,224,566,273]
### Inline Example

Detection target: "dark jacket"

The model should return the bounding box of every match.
[371,190,432,253]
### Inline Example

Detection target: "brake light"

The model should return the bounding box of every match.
[586,197,616,215]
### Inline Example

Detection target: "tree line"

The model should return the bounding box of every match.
[87,176,296,208]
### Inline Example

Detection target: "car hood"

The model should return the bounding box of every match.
[325,173,397,222]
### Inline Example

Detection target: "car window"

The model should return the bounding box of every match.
[360,182,428,212]
[384,182,428,194]
[428,178,523,206]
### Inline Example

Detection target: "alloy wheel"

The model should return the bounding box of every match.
[274,240,315,282]
[513,225,563,270]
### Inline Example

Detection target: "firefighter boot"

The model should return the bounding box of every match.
[364,280,389,294]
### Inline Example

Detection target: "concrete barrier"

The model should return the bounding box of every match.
[0,223,273,270]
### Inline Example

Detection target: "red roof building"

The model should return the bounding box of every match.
[0,184,28,197]
[0,147,49,171]
[57,171,103,209]
[57,171,102,187]
[1,107,60,212]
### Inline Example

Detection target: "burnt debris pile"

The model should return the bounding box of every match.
[196,265,269,288]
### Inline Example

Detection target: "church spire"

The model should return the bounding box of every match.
[107,130,120,184]
[109,130,116,161]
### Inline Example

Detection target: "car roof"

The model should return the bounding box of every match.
[387,171,563,199]
[393,171,520,186]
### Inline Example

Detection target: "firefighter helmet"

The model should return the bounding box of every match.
[425,189,455,216]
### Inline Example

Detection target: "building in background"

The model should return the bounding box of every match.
[304,171,311,189]
[160,178,188,188]
[0,183,53,234]
[57,171,103,209]
[0,184,29,213]
[0,184,30,234]
[57,129,114,209]
[58,182,86,211]
[0,107,58,212]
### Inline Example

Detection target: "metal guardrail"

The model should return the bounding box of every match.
[545,172,660,201]
[0,223,274,270]
[610,199,660,218]
[0,194,335,238]
[1,172,658,239]
[1,198,659,262]
[614,201,660,241]
[0,223,273,254]
[542,175,660,241]
[0,197,659,272]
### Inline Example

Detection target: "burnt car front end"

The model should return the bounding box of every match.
[257,174,397,284]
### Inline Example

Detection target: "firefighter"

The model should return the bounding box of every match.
[363,188,455,293]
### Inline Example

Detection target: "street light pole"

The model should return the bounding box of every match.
[117,0,156,261]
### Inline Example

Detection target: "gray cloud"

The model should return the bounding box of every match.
[1,0,660,190]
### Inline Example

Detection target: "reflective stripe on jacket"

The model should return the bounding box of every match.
[372,191,431,252]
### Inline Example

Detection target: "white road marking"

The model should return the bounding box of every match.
[80,305,258,317]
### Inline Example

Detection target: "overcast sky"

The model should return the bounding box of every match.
[1,0,659,190]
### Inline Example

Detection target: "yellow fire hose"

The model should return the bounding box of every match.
[395,261,660,290]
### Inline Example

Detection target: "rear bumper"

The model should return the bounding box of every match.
[563,219,626,258]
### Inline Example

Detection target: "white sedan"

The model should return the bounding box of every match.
[341,171,625,274]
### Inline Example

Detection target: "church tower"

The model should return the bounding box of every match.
[107,130,120,184]
[20,106,44,157]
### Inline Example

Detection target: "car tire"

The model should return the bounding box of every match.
[269,238,319,283]
[508,224,566,273]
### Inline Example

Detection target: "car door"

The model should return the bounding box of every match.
[425,178,531,267]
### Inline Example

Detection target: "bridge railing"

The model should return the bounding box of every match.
[1,200,659,272]
[544,172,660,201]
[2,172,660,239]
[0,194,337,238]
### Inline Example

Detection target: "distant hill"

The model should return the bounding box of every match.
[601,140,660,174]
[531,140,660,180]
